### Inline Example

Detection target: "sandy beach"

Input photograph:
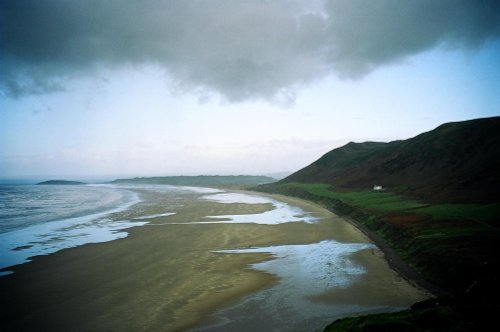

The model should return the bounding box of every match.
[0,188,429,331]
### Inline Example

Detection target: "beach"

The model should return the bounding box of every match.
[0,187,429,331]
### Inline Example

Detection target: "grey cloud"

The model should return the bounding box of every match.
[324,0,500,77]
[1,0,499,100]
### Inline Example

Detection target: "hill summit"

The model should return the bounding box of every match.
[283,116,500,203]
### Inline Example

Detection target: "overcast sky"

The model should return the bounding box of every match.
[1,0,500,180]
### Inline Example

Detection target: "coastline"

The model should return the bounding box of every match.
[0,188,430,331]
[252,190,446,298]
[0,185,143,274]
[338,214,447,297]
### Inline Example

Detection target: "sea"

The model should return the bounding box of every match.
[0,183,318,276]
[0,184,143,275]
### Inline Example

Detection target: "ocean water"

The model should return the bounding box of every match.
[0,184,319,276]
[0,184,147,275]
[0,184,137,234]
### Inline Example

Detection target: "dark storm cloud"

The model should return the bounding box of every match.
[1,0,499,100]
[324,0,500,77]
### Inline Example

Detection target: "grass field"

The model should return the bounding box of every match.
[275,183,425,211]
[412,203,500,225]
[273,183,500,224]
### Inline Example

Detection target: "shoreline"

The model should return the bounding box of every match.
[0,187,430,331]
[252,190,447,298]
[341,214,448,297]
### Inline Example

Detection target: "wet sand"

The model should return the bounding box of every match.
[0,189,429,331]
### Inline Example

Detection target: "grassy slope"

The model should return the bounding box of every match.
[277,183,500,223]
[285,117,500,204]
[254,182,500,331]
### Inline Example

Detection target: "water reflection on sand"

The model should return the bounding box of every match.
[192,192,318,224]
[195,241,383,332]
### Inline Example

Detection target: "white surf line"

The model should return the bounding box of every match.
[133,212,176,220]
[0,190,143,275]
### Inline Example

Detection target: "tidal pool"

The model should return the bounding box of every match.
[194,240,404,332]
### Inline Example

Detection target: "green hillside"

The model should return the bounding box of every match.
[285,116,500,203]
[255,117,500,331]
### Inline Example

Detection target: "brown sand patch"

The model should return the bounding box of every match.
[307,248,431,307]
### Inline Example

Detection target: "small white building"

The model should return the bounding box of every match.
[373,185,383,191]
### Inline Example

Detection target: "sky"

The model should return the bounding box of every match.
[1,0,500,180]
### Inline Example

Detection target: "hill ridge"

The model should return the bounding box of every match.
[283,116,500,203]
[111,175,275,188]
